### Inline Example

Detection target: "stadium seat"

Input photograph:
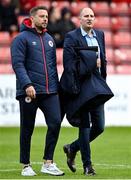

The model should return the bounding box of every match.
[111,16,131,31]
[107,64,116,74]
[56,48,63,65]
[115,65,131,74]
[129,2,131,15]
[70,1,89,16]
[110,2,130,15]
[94,16,111,30]
[0,64,13,74]
[104,31,113,46]
[17,15,28,26]
[36,0,51,8]
[114,48,131,64]
[113,31,131,47]
[90,2,110,15]
[0,47,11,63]
[51,1,70,9]
[106,48,114,64]
[71,16,80,27]
[0,32,11,46]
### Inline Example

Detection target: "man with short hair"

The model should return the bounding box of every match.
[11,6,64,176]
[61,7,108,176]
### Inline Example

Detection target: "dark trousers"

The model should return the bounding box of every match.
[19,94,61,164]
[70,104,105,168]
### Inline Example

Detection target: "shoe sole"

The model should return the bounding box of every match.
[41,170,64,176]
[21,172,37,176]
[63,146,76,173]
[21,174,36,176]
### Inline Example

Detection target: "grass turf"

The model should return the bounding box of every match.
[0,126,131,179]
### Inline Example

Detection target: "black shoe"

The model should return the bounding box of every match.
[63,144,76,172]
[84,165,96,176]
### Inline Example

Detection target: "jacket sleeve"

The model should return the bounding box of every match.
[11,36,32,89]
[63,33,78,72]
[60,33,80,94]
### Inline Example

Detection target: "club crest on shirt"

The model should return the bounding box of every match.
[25,96,32,103]
[48,40,53,47]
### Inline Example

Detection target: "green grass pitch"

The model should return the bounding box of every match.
[0,126,131,179]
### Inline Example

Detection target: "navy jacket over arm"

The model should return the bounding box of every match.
[60,28,113,126]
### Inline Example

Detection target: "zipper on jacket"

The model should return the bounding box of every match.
[39,35,49,94]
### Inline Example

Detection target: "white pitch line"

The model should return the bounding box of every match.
[0,162,131,172]
[0,168,21,172]
[95,163,131,169]
[9,161,131,168]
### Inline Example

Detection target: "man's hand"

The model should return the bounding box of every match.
[25,86,36,99]
[97,58,101,68]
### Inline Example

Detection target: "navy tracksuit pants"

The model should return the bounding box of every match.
[19,94,61,164]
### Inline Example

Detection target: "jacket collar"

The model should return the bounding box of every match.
[76,28,88,47]
[80,26,97,38]
[76,28,104,59]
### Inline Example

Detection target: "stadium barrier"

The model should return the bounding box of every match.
[0,74,131,126]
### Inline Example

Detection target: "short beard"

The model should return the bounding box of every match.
[36,25,43,30]
[35,25,44,33]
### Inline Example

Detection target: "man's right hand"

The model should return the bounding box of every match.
[97,58,101,68]
[25,86,36,99]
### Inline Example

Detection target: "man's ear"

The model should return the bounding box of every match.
[30,16,34,27]
[30,16,33,21]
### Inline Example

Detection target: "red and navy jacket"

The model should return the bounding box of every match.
[11,18,59,99]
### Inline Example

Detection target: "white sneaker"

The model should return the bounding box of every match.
[21,166,37,176]
[41,163,64,176]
